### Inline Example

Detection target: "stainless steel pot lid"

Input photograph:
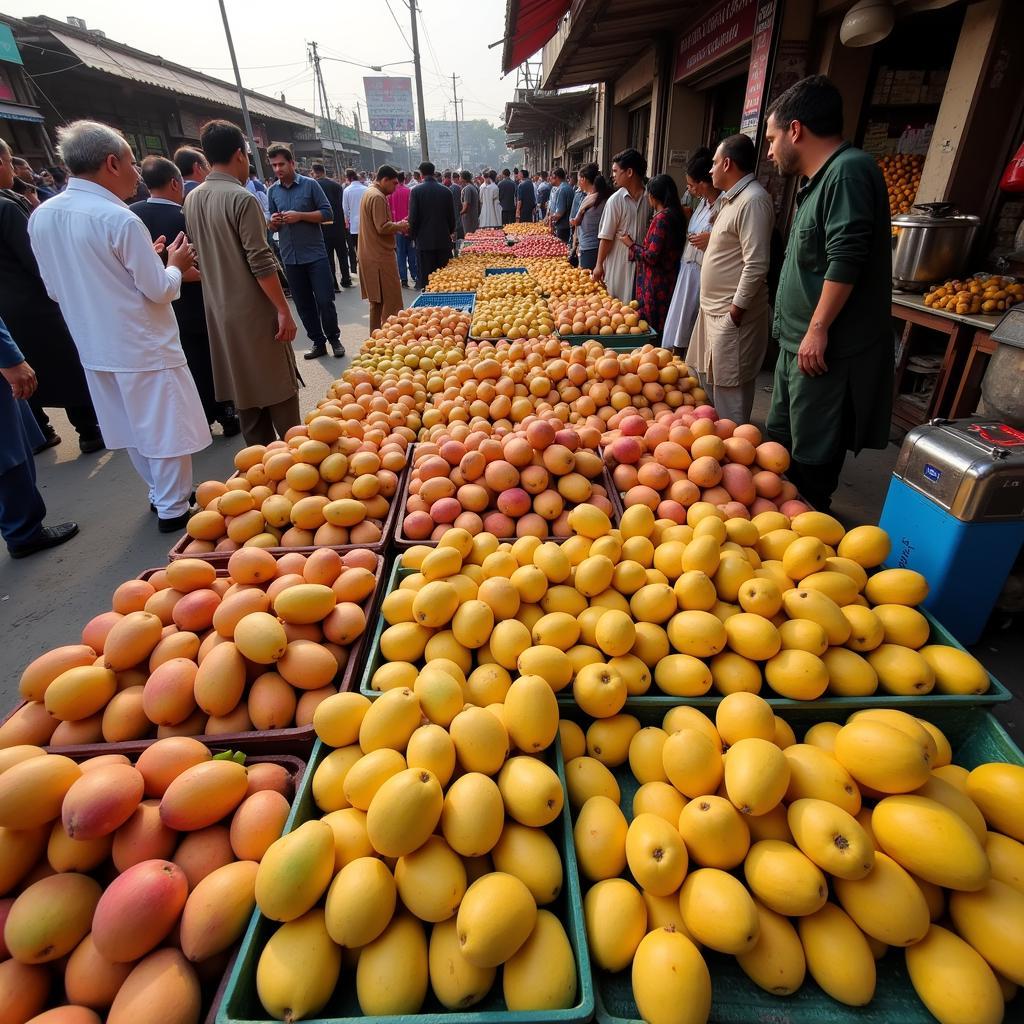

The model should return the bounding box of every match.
[892,202,981,228]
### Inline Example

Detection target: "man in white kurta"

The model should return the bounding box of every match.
[594,148,651,304]
[29,120,210,530]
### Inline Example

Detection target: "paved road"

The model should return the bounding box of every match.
[1,292,1019,745]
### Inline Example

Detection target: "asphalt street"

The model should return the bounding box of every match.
[1,287,1019,744]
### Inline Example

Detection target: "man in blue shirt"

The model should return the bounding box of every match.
[548,167,574,243]
[267,144,343,360]
[515,169,536,223]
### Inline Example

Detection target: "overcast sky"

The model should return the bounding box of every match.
[5,0,517,127]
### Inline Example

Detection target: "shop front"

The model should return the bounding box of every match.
[0,20,50,165]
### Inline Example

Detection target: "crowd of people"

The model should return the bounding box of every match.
[0,73,892,560]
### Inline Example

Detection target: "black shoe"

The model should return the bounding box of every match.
[331,344,345,358]
[218,416,241,437]
[32,428,61,455]
[333,285,341,293]
[341,281,353,289]
[401,280,411,287]
[304,347,328,360]
[78,434,105,454]
[157,510,192,533]
[8,522,79,559]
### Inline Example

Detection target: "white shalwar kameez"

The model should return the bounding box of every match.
[29,178,210,518]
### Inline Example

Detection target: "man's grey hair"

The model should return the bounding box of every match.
[0,138,10,158]
[57,120,130,175]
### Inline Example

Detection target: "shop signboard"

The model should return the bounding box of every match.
[0,23,23,66]
[674,0,758,83]
[179,109,205,140]
[739,0,778,140]
[363,76,415,133]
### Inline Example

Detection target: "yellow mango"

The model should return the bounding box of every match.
[497,756,563,827]
[737,901,806,995]
[949,879,1024,984]
[677,795,749,869]
[864,568,928,606]
[256,910,341,1022]
[456,871,537,968]
[324,855,396,947]
[679,867,759,953]
[255,820,335,922]
[788,798,874,879]
[798,902,876,1005]
[833,718,931,794]
[632,927,711,1024]
[743,838,828,917]
[584,877,646,971]
[626,812,688,896]
[783,743,861,815]
[724,737,790,816]
[503,908,576,1011]
[366,767,443,858]
[356,913,428,1014]
[781,588,851,645]
[428,917,495,1010]
[967,762,1024,842]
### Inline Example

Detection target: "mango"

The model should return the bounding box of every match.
[343,749,407,811]
[396,835,467,922]
[91,859,188,962]
[662,728,722,798]
[46,819,112,873]
[798,902,876,1006]
[367,767,443,858]
[135,736,210,797]
[456,871,536,968]
[62,764,144,840]
[503,674,558,752]
[497,756,563,827]
[743,839,827,917]
[324,856,396,948]
[229,790,290,862]
[565,755,620,809]
[107,948,201,1024]
[872,794,989,891]
[967,762,1024,842]
[428,917,495,1010]
[0,754,81,829]
[783,743,861,815]
[233,612,288,664]
[358,687,422,753]
[103,611,164,671]
[256,909,340,1022]
[788,798,874,880]
[192,641,246,718]
[724,737,790,816]
[737,901,806,996]
[0,959,50,1023]
[905,923,1003,1024]
[44,665,117,722]
[625,812,688,896]
[100,685,150,743]
[406,723,456,787]
[679,867,759,954]
[19,645,97,702]
[632,927,711,1024]
[0,700,58,746]
[986,831,1024,893]
[4,872,101,963]
[256,820,335,922]
[440,772,504,858]
[677,795,749,869]
[949,879,1024,985]
[0,825,49,895]
[503,908,576,1011]
[834,718,931,794]
[179,860,258,962]
[112,799,178,872]
[491,822,563,905]
[64,933,134,1010]
[160,759,248,831]
[583,877,646,971]
[312,692,371,748]
[173,825,234,890]
[864,567,928,606]
[356,913,428,1014]
[273,583,335,625]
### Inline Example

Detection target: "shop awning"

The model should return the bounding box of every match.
[502,0,572,75]
[45,28,316,128]
[503,88,596,135]
[0,100,43,124]
[543,0,689,90]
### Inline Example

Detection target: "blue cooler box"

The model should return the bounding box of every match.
[879,418,1024,645]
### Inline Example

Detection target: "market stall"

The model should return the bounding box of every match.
[0,227,1021,1024]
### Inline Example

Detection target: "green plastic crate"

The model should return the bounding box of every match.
[558,332,659,347]
[359,564,1010,711]
[563,707,1023,1024]
[216,738,594,1024]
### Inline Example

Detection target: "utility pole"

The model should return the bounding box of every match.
[452,75,462,170]
[309,41,340,177]
[409,0,429,161]
[218,0,263,179]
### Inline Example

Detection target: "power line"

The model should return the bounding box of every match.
[382,0,413,52]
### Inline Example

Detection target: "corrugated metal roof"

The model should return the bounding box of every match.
[50,29,316,128]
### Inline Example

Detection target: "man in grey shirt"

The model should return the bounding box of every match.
[459,170,480,236]
[266,143,343,359]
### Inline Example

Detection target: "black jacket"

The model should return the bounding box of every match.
[498,177,516,213]
[130,199,207,335]
[408,176,456,250]
[315,176,346,237]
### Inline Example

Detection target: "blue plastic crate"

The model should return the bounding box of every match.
[485,266,529,275]
[411,291,476,312]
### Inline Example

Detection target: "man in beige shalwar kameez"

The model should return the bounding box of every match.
[688,134,774,424]
[183,120,299,445]
[358,166,408,333]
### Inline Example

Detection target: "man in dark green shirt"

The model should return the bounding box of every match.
[764,75,893,513]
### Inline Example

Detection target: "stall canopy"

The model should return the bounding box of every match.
[503,88,596,136]
[502,0,573,75]
[542,0,686,89]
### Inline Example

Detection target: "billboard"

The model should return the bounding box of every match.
[363,76,415,133]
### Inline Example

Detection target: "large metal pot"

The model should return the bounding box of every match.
[892,203,980,291]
